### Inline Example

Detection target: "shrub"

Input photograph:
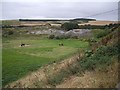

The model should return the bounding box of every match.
[80,42,118,71]
[85,50,93,57]
[47,63,81,86]
[49,35,55,39]
[59,35,66,39]
[55,36,60,39]
[8,30,14,35]
[61,22,79,31]
[71,36,78,39]
[96,29,111,38]
[55,35,66,39]
[2,29,14,37]
[47,69,70,86]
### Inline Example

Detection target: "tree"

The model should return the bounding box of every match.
[61,22,79,31]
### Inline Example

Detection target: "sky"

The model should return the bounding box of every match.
[1,0,120,21]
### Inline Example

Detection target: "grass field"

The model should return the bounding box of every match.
[2,35,89,86]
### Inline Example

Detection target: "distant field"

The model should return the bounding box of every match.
[2,20,20,25]
[2,36,89,86]
[79,20,118,26]
[2,20,118,27]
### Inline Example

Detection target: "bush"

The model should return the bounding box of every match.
[85,50,93,57]
[49,35,68,39]
[8,30,14,35]
[47,69,70,86]
[49,35,55,39]
[55,36,60,39]
[61,22,79,31]
[80,42,119,71]
[96,29,111,38]
[47,63,80,86]
[71,36,78,39]
[2,29,14,37]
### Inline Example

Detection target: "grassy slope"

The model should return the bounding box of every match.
[45,27,119,87]
[2,36,88,86]
[56,56,118,88]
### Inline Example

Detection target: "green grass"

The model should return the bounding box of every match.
[2,37,88,86]
[2,20,20,26]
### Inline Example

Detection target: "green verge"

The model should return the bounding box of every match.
[2,38,88,86]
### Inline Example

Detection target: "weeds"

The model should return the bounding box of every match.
[80,42,119,71]
[47,62,81,86]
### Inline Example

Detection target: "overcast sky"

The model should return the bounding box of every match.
[1,0,119,21]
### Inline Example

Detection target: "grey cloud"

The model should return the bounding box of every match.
[2,2,118,20]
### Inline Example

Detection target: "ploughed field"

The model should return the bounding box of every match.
[2,35,88,86]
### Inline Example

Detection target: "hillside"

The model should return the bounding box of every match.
[57,26,120,88]
[4,25,119,88]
